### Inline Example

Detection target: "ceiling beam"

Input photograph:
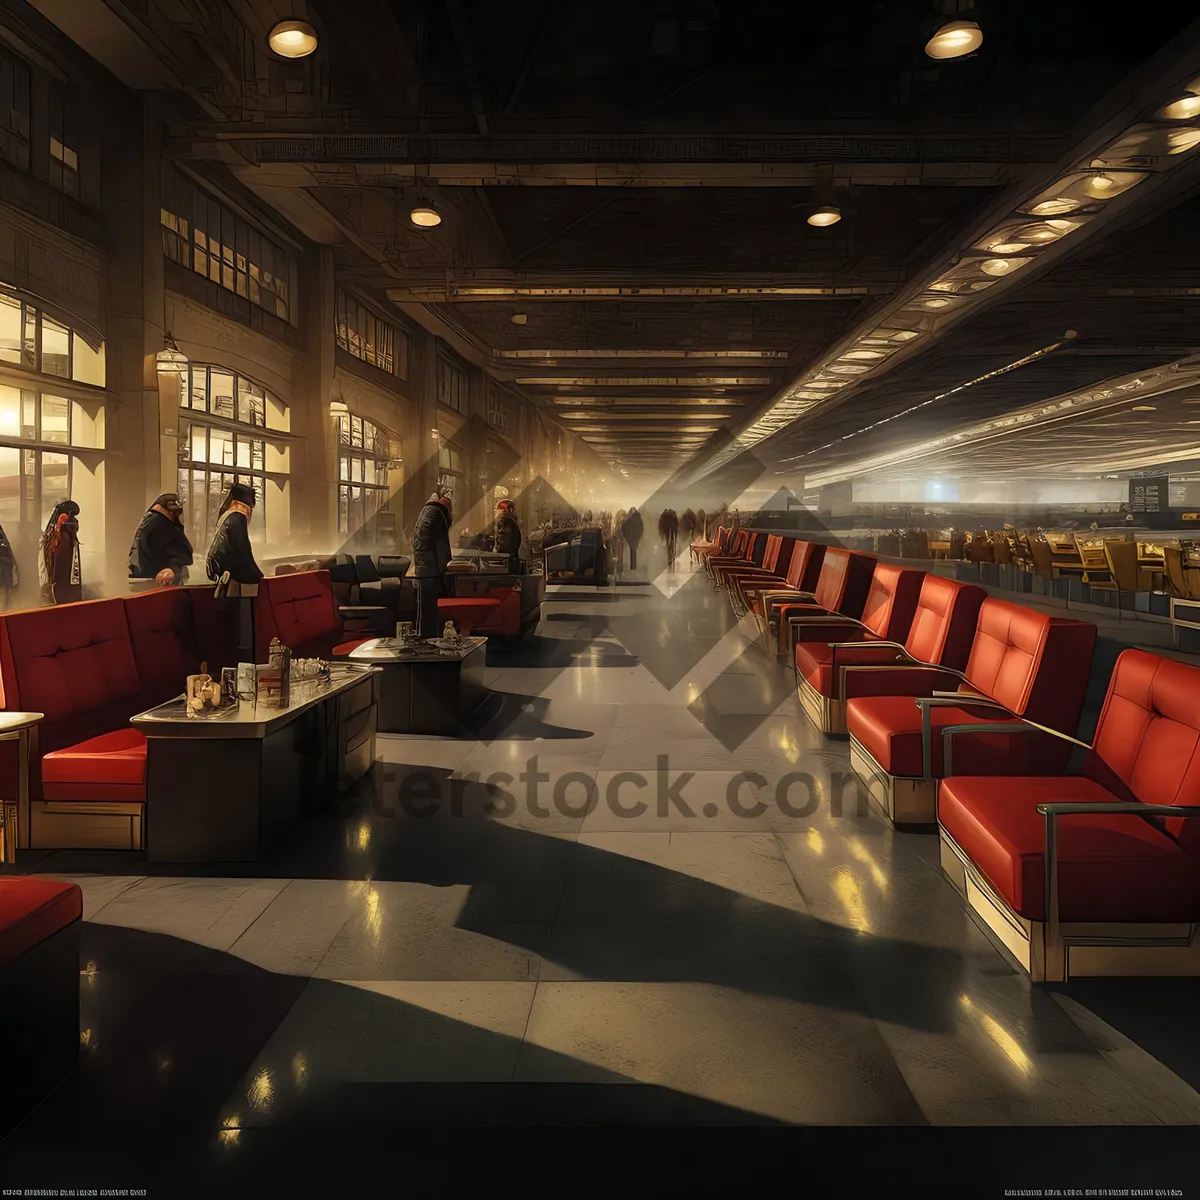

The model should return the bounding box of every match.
[502,0,561,120]
[444,0,490,137]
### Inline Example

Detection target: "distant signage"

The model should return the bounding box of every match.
[1129,475,1169,514]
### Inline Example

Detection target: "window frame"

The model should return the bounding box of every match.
[336,412,391,536]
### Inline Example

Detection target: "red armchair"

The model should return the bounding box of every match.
[939,648,1200,981]
[735,539,826,621]
[793,574,985,735]
[761,548,877,655]
[846,598,1097,825]
[712,534,793,594]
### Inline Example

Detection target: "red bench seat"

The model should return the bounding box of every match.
[439,596,503,634]
[938,649,1200,981]
[0,878,81,969]
[847,598,1097,825]
[41,728,147,803]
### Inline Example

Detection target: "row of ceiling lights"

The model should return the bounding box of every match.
[694,61,1200,481]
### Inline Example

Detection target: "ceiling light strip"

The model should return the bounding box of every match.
[686,71,1200,483]
[777,338,1070,465]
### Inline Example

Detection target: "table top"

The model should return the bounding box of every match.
[132,663,378,739]
[349,636,486,663]
[0,711,43,734]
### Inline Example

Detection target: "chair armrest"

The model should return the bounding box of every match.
[913,695,1012,780]
[829,642,913,698]
[942,718,1092,776]
[1036,800,1200,958]
[763,590,816,606]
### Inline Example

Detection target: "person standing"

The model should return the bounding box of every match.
[0,523,17,608]
[206,483,263,585]
[39,500,82,605]
[412,490,453,637]
[129,492,193,587]
[659,508,679,570]
[622,507,644,570]
[493,498,523,574]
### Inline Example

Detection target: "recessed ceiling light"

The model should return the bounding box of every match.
[1029,197,1078,216]
[1089,171,1115,193]
[923,298,950,309]
[1167,128,1200,155]
[268,19,318,58]
[1162,94,1200,121]
[989,241,1030,254]
[807,206,841,227]
[925,20,983,60]
[411,206,441,227]
[1132,405,1157,411]
[980,258,1016,276]
[842,349,887,361]
[510,313,527,325]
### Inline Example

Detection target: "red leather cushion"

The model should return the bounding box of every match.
[42,728,147,803]
[796,635,911,696]
[0,879,82,970]
[858,564,925,640]
[124,588,201,708]
[848,694,1026,778]
[963,600,1096,733]
[1085,649,1200,852]
[187,586,241,672]
[331,637,372,657]
[842,664,956,701]
[0,599,140,727]
[904,577,987,669]
[256,571,340,662]
[939,775,1200,922]
[813,550,877,617]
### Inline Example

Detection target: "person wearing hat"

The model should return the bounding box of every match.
[206,482,263,585]
[129,492,194,587]
[493,498,523,574]
[411,489,453,637]
[39,499,82,605]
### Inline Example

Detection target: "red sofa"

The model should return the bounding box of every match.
[0,879,81,1134]
[793,575,986,735]
[735,538,826,621]
[439,574,543,640]
[847,598,1097,825]
[0,587,239,850]
[939,648,1200,981]
[760,548,878,656]
[254,570,372,662]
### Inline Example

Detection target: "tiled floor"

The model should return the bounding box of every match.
[5,559,1200,1187]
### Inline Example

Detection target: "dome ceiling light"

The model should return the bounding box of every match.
[510,313,528,325]
[807,206,841,227]
[1162,94,1200,120]
[1132,405,1157,412]
[1029,197,1079,216]
[410,205,442,228]
[268,20,318,59]
[1088,171,1115,193]
[925,20,983,60]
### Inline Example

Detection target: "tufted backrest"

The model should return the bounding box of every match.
[254,570,341,661]
[813,549,877,618]
[963,599,1096,732]
[858,564,925,640]
[124,588,203,709]
[0,598,142,755]
[1087,649,1200,853]
[903,576,987,669]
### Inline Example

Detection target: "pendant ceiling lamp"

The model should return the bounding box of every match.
[268,20,318,59]
[807,206,841,227]
[925,20,982,60]
[411,205,442,228]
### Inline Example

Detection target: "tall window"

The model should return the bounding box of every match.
[0,288,105,384]
[160,165,297,324]
[437,440,462,505]
[487,385,514,433]
[175,365,291,554]
[0,46,31,172]
[335,290,408,378]
[47,87,79,199]
[437,355,468,414]
[336,413,390,536]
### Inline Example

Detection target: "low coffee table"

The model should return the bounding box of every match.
[349,636,488,735]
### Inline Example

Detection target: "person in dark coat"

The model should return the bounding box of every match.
[129,492,194,587]
[659,508,679,570]
[493,498,523,574]
[622,507,644,570]
[206,482,263,585]
[40,500,81,605]
[411,490,453,636]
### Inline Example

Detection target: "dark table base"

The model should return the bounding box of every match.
[376,647,487,735]
[145,674,378,863]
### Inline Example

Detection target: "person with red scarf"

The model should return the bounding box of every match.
[39,500,82,605]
